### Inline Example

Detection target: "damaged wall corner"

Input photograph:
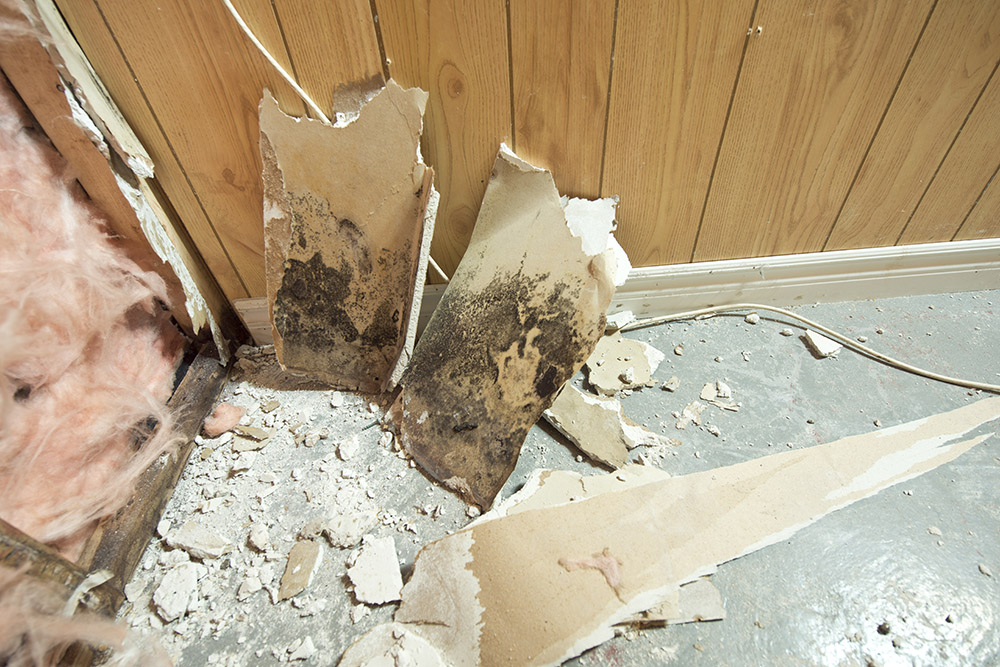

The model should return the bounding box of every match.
[259,79,436,393]
[389,144,627,508]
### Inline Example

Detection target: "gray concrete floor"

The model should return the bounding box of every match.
[123,290,1000,666]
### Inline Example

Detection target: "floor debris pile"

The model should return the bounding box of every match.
[116,291,1000,665]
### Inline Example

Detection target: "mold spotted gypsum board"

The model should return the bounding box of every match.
[389,145,621,508]
[260,80,434,393]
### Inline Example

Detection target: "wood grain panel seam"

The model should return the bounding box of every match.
[505,0,515,151]
[899,57,1000,245]
[267,0,302,86]
[952,161,1000,241]
[688,0,759,263]
[367,0,390,83]
[820,0,939,252]
[597,0,619,198]
[90,0,252,298]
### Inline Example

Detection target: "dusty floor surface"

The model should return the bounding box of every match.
[119,290,1000,666]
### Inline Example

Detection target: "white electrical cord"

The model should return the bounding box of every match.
[621,303,1000,394]
[222,0,331,124]
[221,0,452,283]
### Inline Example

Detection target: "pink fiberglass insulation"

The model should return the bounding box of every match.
[0,75,183,560]
[0,565,170,666]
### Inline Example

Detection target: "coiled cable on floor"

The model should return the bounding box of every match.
[621,303,1000,394]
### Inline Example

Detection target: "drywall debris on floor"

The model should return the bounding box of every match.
[605,310,636,332]
[585,332,665,396]
[543,385,679,468]
[628,577,727,625]
[259,78,436,393]
[803,330,843,358]
[278,539,323,601]
[346,536,403,605]
[371,398,1000,666]
[390,144,627,508]
[340,622,445,667]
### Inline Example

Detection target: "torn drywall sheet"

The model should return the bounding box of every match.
[387,397,1000,666]
[543,385,677,468]
[585,332,665,395]
[259,79,436,392]
[389,145,624,507]
[627,578,727,625]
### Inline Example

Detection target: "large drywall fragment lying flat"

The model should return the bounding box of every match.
[259,79,435,392]
[585,332,665,395]
[390,145,622,507]
[391,398,1000,666]
[543,385,676,468]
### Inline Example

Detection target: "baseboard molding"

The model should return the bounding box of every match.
[235,239,1000,345]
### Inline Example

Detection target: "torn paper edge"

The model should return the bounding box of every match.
[389,184,439,388]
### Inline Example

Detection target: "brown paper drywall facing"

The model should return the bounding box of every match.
[390,145,622,508]
[543,385,679,468]
[391,398,1000,666]
[259,80,435,393]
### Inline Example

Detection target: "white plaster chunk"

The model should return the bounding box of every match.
[347,536,404,605]
[605,310,635,332]
[340,623,445,667]
[237,576,262,601]
[339,434,361,461]
[289,636,316,661]
[166,520,231,560]
[804,330,843,358]
[248,523,270,552]
[153,562,203,622]
[585,333,665,395]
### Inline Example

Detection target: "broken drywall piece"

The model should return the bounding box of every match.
[347,536,404,605]
[543,385,677,468]
[165,521,231,560]
[628,578,727,625]
[340,622,446,667]
[301,509,378,550]
[390,145,623,508]
[278,540,323,601]
[803,330,843,358]
[675,401,707,429]
[259,79,436,393]
[605,310,635,332]
[393,398,1000,666]
[585,332,665,396]
[153,562,204,623]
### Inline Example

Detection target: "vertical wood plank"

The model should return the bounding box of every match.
[270,0,384,113]
[377,0,511,275]
[56,0,256,301]
[825,1,1000,250]
[953,171,1000,240]
[900,69,1000,244]
[694,0,934,262]
[90,0,327,297]
[601,0,755,266]
[509,0,614,198]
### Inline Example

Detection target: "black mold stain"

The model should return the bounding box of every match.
[397,271,598,506]
[274,252,359,346]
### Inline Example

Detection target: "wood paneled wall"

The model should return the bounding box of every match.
[56,0,1000,306]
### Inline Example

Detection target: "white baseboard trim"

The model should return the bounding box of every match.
[235,239,1000,345]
